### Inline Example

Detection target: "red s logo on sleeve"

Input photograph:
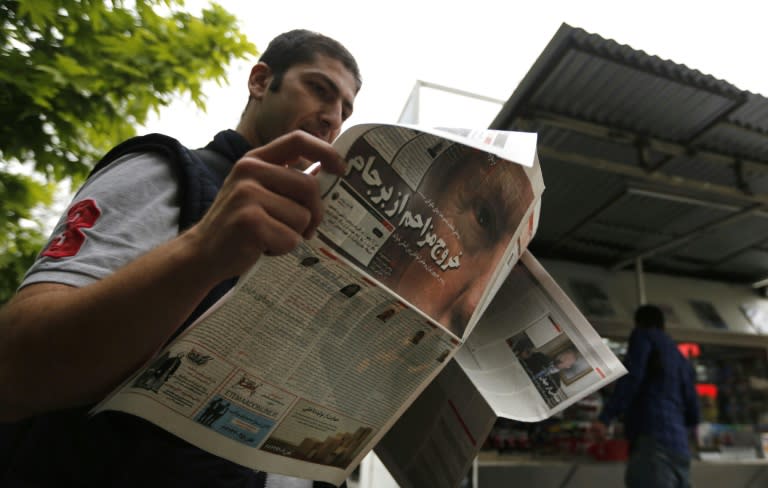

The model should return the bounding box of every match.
[41,199,102,258]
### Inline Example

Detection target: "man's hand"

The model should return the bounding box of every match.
[189,130,346,280]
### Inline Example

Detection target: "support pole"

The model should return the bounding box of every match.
[635,257,646,306]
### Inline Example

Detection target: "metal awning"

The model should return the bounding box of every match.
[490,23,768,286]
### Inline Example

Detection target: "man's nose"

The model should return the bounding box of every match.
[321,101,343,134]
[465,264,495,313]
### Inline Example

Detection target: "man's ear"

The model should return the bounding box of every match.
[248,62,272,100]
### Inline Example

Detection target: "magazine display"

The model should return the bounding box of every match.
[91,122,599,486]
[374,251,628,488]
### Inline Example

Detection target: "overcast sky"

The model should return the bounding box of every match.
[141,0,768,146]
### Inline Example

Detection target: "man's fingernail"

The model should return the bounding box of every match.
[304,161,322,175]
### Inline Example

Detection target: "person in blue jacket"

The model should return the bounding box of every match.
[593,304,700,488]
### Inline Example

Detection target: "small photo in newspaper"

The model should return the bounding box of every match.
[260,399,375,469]
[506,316,599,408]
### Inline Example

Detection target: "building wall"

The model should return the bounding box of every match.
[540,258,768,339]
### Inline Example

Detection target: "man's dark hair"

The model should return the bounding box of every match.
[260,29,362,93]
[634,304,665,329]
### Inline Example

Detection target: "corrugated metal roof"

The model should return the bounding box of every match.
[491,23,768,284]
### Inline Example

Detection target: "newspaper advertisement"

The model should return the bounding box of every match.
[375,251,627,488]
[91,123,544,486]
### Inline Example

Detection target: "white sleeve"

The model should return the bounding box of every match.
[21,152,181,289]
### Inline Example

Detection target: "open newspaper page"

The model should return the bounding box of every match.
[91,123,542,486]
[374,251,626,488]
[319,123,544,340]
[456,251,626,420]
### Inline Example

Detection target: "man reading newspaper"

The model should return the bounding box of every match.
[0,29,360,488]
[79,124,544,486]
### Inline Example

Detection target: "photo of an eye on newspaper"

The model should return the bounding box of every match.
[317,124,540,339]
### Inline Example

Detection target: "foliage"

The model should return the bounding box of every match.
[0,170,52,303]
[0,0,257,303]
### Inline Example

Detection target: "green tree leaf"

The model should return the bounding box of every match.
[0,0,258,303]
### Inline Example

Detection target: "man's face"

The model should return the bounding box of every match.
[554,350,577,370]
[250,54,357,145]
[396,154,532,337]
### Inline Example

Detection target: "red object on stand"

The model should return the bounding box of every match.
[588,439,629,461]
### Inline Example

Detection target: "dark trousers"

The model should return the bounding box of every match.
[625,436,691,488]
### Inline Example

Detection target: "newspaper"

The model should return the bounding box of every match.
[91,123,546,486]
[374,251,628,488]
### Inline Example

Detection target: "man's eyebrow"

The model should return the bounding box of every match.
[481,175,515,225]
[311,72,354,116]
[486,167,530,227]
